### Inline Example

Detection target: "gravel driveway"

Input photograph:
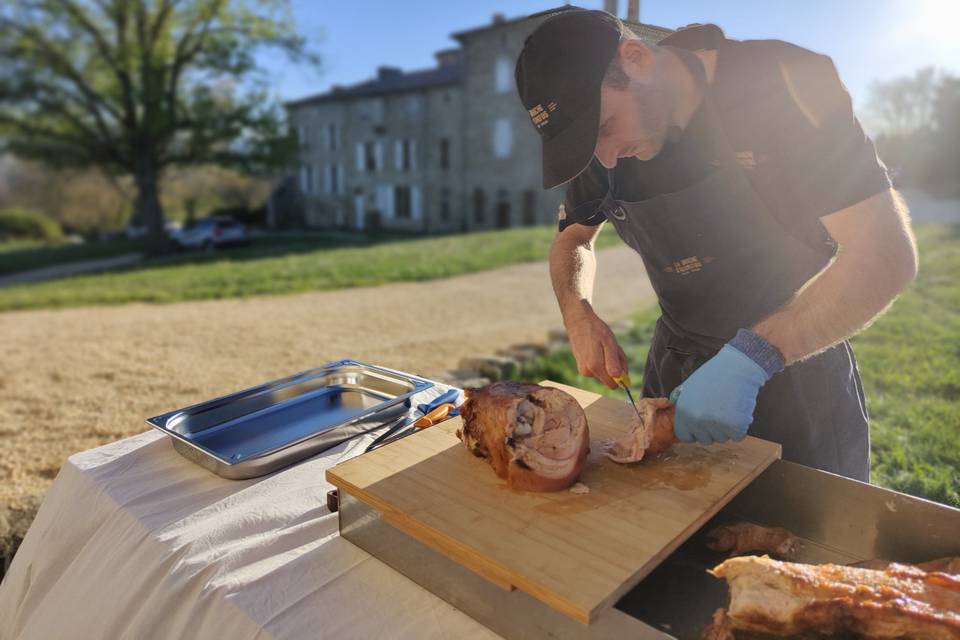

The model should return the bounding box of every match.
[0,245,654,520]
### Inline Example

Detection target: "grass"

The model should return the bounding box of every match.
[0,225,621,311]
[520,224,960,508]
[0,238,143,276]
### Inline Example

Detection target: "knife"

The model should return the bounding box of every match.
[364,389,461,453]
[613,373,644,422]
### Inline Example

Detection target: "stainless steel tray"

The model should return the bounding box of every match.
[147,359,434,479]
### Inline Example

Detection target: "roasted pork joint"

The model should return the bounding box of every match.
[709,555,960,640]
[600,396,677,464]
[456,381,590,492]
[705,521,804,560]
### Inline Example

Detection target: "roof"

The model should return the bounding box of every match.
[451,8,673,42]
[284,63,462,109]
[284,7,674,111]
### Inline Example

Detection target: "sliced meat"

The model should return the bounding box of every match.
[456,381,590,492]
[709,555,960,640]
[600,396,677,464]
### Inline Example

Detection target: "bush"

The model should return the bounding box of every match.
[0,208,63,242]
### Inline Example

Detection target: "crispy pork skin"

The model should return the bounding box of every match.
[852,557,960,576]
[456,382,589,492]
[600,396,677,464]
[709,555,960,639]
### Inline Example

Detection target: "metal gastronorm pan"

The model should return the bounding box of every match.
[147,359,433,479]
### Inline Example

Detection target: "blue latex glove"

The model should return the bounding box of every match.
[669,329,785,445]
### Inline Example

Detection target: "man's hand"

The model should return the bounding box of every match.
[670,329,783,444]
[549,221,627,389]
[566,308,628,390]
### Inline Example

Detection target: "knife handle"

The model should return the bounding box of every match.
[414,403,453,428]
[613,373,632,390]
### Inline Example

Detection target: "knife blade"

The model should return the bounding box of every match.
[613,373,644,422]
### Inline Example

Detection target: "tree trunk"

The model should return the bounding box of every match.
[133,154,168,256]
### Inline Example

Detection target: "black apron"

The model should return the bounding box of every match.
[578,46,870,482]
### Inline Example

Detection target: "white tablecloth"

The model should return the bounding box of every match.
[0,389,501,640]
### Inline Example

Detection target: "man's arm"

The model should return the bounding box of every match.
[670,189,917,445]
[550,221,602,321]
[550,221,628,389]
[752,188,918,363]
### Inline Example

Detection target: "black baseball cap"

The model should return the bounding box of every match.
[515,8,624,189]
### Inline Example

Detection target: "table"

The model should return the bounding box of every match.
[0,408,501,639]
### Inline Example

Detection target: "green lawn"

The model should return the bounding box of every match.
[0,238,143,275]
[0,225,620,311]
[520,224,960,508]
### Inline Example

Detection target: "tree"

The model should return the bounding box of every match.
[867,67,938,136]
[0,0,319,255]
[867,67,960,196]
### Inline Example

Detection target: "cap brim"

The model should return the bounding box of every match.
[541,91,601,190]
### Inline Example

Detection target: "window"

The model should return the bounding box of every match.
[376,184,394,218]
[495,56,511,94]
[473,188,486,225]
[440,138,450,170]
[299,165,309,193]
[394,186,411,219]
[493,118,513,158]
[328,124,337,150]
[359,98,384,124]
[328,163,340,194]
[407,95,423,117]
[440,188,451,221]
[523,189,536,225]
[353,194,365,230]
[311,165,321,195]
[496,189,511,228]
[393,139,417,171]
[365,142,377,172]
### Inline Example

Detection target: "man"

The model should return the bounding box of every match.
[514,9,918,481]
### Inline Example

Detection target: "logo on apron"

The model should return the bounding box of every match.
[734,151,769,170]
[735,151,756,169]
[664,255,715,275]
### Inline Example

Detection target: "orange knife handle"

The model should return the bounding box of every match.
[414,403,453,428]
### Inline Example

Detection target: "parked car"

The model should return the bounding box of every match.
[124,221,182,240]
[175,216,248,251]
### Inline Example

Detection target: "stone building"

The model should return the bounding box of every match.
[283,2,671,232]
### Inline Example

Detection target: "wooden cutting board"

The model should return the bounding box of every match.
[326,381,780,625]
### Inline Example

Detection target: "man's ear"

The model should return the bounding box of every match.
[618,39,655,78]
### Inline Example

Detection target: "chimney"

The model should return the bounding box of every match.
[434,48,462,68]
[492,13,505,24]
[626,0,639,21]
[377,66,402,80]
[603,0,617,16]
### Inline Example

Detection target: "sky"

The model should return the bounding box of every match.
[258,0,960,132]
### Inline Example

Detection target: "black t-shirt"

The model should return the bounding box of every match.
[559,24,891,254]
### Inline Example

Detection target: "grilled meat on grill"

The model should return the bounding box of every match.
[705,522,804,560]
[708,555,960,640]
